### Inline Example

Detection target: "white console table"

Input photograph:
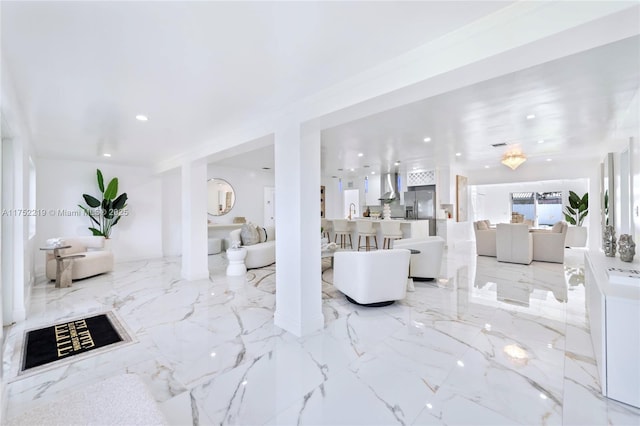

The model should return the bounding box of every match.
[584,250,640,408]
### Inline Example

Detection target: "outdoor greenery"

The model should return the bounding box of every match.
[563,191,588,226]
[78,169,128,238]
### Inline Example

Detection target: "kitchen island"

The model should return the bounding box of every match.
[326,218,431,248]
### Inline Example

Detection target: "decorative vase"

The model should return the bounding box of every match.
[603,225,616,257]
[383,203,391,220]
[618,234,636,262]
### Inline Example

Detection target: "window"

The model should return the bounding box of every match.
[28,156,36,238]
[510,191,563,226]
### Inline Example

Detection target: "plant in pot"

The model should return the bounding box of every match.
[78,169,128,239]
[563,191,588,247]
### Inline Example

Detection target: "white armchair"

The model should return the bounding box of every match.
[45,236,114,281]
[392,237,444,280]
[333,249,411,306]
[531,221,568,263]
[496,223,533,265]
[473,220,496,257]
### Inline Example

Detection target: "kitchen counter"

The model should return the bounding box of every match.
[326,218,432,245]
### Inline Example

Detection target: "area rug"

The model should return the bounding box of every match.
[6,374,168,426]
[18,311,134,377]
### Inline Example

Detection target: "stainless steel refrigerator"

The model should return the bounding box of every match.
[404,185,436,235]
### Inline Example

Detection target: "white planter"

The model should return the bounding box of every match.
[566,226,588,247]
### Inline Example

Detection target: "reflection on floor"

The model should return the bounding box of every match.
[3,243,640,425]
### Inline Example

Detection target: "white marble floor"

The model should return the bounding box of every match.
[3,243,640,425]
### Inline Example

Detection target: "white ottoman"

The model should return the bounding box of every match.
[226,247,247,276]
[208,238,222,255]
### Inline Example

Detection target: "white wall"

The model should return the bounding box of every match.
[35,158,163,274]
[161,169,182,257]
[206,164,274,226]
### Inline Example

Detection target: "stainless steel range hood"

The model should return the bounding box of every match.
[378,173,398,202]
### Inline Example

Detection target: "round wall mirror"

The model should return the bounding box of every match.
[207,178,236,216]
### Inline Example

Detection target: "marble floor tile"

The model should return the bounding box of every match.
[3,245,640,425]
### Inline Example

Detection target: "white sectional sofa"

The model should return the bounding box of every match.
[229,226,275,269]
[45,236,114,281]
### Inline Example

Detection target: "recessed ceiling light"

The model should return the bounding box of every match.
[455,152,462,157]
[413,167,418,170]
[103,153,111,157]
[457,360,464,367]
[538,140,545,144]
[546,158,552,162]
[135,115,148,121]
[371,171,375,175]
[426,403,433,409]
[394,161,400,166]
[358,153,364,157]
[350,168,355,171]
[526,114,536,120]
[423,137,431,142]
[484,165,490,169]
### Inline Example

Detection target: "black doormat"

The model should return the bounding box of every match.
[21,313,127,372]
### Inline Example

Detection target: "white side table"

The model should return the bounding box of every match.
[226,247,247,276]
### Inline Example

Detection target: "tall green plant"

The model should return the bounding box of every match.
[563,191,588,226]
[78,169,128,238]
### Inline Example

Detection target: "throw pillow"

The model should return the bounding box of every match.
[240,223,260,246]
[476,221,488,231]
[551,222,564,233]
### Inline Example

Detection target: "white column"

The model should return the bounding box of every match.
[181,160,209,280]
[274,119,324,337]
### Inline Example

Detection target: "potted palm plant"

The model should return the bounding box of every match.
[78,169,128,240]
[563,191,588,247]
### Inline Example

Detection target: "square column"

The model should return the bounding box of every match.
[181,160,209,280]
[274,120,324,336]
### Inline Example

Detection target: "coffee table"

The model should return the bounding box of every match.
[40,245,86,288]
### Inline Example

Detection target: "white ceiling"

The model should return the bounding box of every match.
[320,35,640,178]
[1,1,513,165]
[208,35,640,178]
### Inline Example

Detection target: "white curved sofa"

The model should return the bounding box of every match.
[392,237,445,280]
[229,226,275,269]
[333,249,411,306]
[45,236,114,281]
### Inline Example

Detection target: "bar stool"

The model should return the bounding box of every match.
[332,219,353,249]
[356,220,378,251]
[381,220,403,249]
[321,218,332,241]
